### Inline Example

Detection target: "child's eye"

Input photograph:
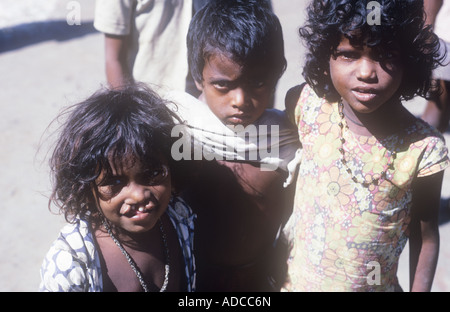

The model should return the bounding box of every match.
[97,177,126,198]
[100,177,125,187]
[141,166,169,185]
[338,52,359,61]
[213,81,230,91]
[381,51,400,61]
[372,51,401,69]
[248,79,265,89]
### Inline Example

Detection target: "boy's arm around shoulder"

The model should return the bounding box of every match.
[280,83,306,187]
[284,83,306,126]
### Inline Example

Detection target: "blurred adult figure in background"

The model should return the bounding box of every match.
[422,0,450,132]
[94,0,208,95]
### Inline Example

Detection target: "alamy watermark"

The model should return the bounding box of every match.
[66,1,81,26]
[170,124,281,171]
[65,1,382,27]
[366,261,381,286]
[367,1,381,25]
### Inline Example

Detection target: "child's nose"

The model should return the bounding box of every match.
[357,58,377,81]
[125,182,149,204]
[231,88,247,109]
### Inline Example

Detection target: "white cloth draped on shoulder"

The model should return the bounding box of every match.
[165,90,301,186]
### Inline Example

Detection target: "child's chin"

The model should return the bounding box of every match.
[123,217,159,234]
[225,119,256,128]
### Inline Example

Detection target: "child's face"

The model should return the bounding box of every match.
[94,156,172,234]
[195,53,274,127]
[329,37,404,113]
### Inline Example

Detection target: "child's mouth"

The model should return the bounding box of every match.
[120,204,155,218]
[227,114,251,126]
[352,89,377,102]
[130,207,152,219]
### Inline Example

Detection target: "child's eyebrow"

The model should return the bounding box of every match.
[332,48,357,58]
[334,46,360,53]
[209,77,239,88]
[210,77,233,83]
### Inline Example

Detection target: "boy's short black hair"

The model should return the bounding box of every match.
[300,0,444,102]
[187,0,286,85]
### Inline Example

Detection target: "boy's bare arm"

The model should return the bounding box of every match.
[423,0,443,27]
[409,171,443,291]
[104,34,132,88]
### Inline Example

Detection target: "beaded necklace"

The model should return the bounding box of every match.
[102,218,170,292]
[337,100,396,187]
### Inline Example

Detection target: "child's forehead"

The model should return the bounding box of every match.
[206,51,240,67]
[337,33,401,52]
[205,49,273,78]
[205,48,243,67]
[103,151,164,174]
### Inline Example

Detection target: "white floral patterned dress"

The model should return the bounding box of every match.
[39,197,196,292]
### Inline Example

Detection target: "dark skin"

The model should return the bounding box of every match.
[409,171,443,292]
[94,214,185,292]
[185,160,294,291]
[328,37,442,291]
[339,90,443,292]
[185,53,294,291]
[91,158,186,292]
[104,34,132,89]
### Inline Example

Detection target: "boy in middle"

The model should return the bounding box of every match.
[171,0,300,291]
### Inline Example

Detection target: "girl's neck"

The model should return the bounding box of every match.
[99,218,164,252]
[341,98,411,138]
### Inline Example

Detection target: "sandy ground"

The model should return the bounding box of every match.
[0,0,448,292]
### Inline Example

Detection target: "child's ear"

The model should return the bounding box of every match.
[195,80,204,92]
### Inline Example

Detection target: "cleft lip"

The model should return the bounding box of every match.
[120,202,154,216]
[120,204,132,216]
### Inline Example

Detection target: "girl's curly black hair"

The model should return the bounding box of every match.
[300,0,444,102]
[48,83,187,224]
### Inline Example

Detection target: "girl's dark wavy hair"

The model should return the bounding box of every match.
[187,0,286,85]
[48,83,186,224]
[300,0,444,102]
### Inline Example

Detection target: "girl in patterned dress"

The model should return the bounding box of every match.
[39,84,196,292]
[283,0,449,291]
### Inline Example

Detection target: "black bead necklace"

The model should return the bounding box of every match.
[337,100,396,187]
[102,218,170,292]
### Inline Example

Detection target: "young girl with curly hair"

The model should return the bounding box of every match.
[283,0,449,291]
[39,84,195,292]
